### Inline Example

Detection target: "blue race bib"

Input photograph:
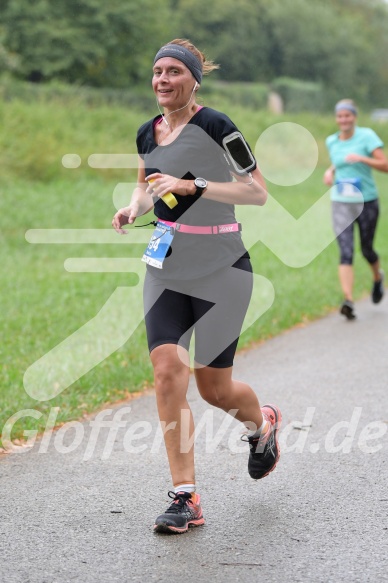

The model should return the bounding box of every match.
[336,178,362,197]
[142,222,175,269]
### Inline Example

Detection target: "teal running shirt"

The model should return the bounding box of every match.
[326,127,383,203]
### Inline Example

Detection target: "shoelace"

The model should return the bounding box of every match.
[240,432,266,444]
[165,491,192,514]
[241,426,272,454]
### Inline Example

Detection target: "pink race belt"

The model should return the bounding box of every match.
[158,219,242,235]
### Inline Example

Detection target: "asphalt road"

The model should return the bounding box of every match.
[1,296,387,583]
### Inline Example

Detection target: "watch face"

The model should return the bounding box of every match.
[195,178,207,188]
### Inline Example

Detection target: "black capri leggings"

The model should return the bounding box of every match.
[332,200,380,265]
[143,257,253,368]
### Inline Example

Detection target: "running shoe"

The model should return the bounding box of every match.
[154,491,205,534]
[241,404,282,480]
[340,299,356,320]
[372,270,384,304]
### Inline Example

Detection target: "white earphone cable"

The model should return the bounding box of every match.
[156,82,198,126]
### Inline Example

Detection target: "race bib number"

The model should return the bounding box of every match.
[142,222,174,269]
[336,178,362,197]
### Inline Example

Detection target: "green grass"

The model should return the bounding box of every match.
[1,97,388,446]
[0,177,153,441]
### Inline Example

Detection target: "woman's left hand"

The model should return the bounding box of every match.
[345,153,363,164]
[145,173,195,198]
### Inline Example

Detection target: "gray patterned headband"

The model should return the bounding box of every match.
[335,102,357,115]
[153,44,203,84]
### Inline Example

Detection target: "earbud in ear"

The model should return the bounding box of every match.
[194,82,198,91]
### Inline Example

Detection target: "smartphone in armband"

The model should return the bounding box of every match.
[222,131,256,175]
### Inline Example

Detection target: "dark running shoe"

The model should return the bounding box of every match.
[340,300,356,320]
[372,270,384,304]
[241,404,282,480]
[154,491,205,534]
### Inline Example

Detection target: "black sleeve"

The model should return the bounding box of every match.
[136,118,156,159]
[202,108,257,171]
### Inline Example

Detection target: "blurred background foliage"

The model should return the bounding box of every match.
[1,0,388,110]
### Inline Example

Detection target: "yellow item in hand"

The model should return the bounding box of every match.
[148,180,178,209]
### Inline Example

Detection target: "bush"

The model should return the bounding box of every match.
[0,76,272,113]
[271,77,326,113]
[200,80,269,110]
[0,76,157,112]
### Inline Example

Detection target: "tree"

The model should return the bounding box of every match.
[1,0,388,106]
[0,0,172,86]
[173,0,273,82]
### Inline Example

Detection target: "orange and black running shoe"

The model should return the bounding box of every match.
[241,404,282,480]
[154,491,205,534]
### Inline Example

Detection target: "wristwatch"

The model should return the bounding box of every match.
[194,177,208,197]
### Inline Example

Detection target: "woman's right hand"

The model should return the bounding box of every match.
[323,167,335,186]
[112,204,139,234]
